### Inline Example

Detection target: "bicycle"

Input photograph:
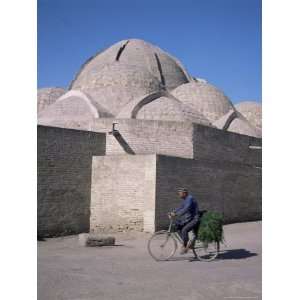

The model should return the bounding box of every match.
[147,212,220,261]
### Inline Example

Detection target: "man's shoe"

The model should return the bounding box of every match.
[180,246,189,255]
[187,240,193,249]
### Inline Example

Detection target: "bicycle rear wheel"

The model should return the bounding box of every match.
[147,230,177,261]
[192,240,219,261]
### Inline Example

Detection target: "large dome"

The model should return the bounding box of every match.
[37,87,66,113]
[171,81,234,123]
[235,101,262,130]
[70,39,191,92]
[71,62,162,116]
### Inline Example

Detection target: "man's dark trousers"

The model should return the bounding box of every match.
[176,217,200,247]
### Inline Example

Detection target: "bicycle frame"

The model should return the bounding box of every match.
[167,216,209,250]
[148,215,220,261]
[168,218,196,245]
[167,217,189,245]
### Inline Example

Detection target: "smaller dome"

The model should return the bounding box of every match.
[213,109,237,130]
[235,101,262,130]
[136,96,211,125]
[172,81,234,123]
[38,90,112,122]
[213,110,261,138]
[37,87,66,113]
[227,116,261,138]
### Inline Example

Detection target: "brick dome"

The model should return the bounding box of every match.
[71,61,162,116]
[38,90,113,123]
[171,81,234,123]
[135,96,211,125]
[227,116,261,138]
[235,101,262,130]
[70,39,191,92]
[213,110,261,138]
[37,87,66,113]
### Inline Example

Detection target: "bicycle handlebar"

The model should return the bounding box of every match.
[167,212,176,220]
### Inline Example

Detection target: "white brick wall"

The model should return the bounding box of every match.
[90,155,156,232]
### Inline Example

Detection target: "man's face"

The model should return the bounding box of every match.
[178,191,187,199]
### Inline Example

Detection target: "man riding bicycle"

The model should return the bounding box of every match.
[169,187,200,254]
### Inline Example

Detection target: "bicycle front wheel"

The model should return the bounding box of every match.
[193,240,219,261]
[147,230,177,261]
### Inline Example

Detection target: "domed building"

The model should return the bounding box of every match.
[38,39,262,237]
[38,39,261,138]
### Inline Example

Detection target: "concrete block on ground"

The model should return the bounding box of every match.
[78,233,115,247]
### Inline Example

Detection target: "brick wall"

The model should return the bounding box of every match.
[155,155,261,230]
[37,119,261,235]
[38,118,261,167]
[92,118,195,159]
[90,153,261,233]
[92,119,261,166]
[37,125,105,237]
[90,155,156,233]
[193,124,261,166]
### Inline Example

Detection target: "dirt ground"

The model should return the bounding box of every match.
[38,221,261,300]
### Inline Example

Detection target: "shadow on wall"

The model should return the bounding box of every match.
[110,130,135,155]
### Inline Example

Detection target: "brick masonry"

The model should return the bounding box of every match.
[92,118,261,166]
[90,154,261,233]
[38,118,261,167]
[38,119,261,235]
[90,155,156,233]
[193,124,261,166]
[92,118,195,159]
[155,155,261,230]
[37,125,105,237]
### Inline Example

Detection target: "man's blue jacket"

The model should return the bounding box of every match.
[175,194,199,225]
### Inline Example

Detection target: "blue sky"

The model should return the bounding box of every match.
[38,0,261,103]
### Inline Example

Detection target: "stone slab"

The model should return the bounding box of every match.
[78,233,115,247]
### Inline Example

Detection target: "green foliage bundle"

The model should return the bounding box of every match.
[197,211,224,244]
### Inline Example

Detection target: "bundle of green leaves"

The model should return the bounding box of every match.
[197,211,224,244]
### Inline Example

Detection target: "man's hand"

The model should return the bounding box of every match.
[169,212,176,218]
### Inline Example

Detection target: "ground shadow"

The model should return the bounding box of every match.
[91,244,135,249]
[166,256,195,262]
[164,248,258,262]
[217,248,258,260]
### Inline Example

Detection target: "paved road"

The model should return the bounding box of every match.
[38,221,261,300]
